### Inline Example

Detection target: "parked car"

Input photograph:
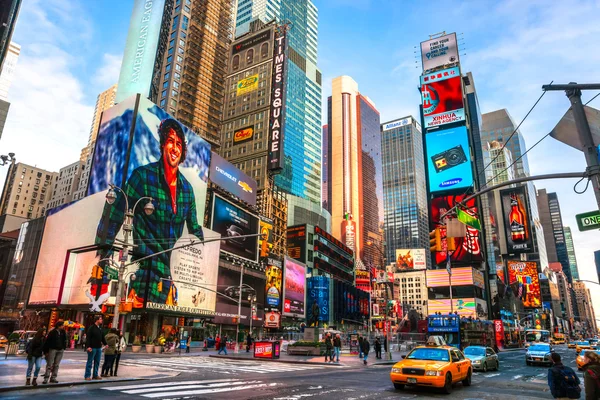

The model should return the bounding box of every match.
[463,346,499,372]
[526,343,554,366]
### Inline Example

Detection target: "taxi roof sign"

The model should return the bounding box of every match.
[426,336,447,347]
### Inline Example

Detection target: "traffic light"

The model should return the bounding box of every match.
[447,237,457,252]
[91,265,104,280]
[429,228,442,252]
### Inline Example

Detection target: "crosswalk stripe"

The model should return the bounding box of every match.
[142,382,279,398]
[102,379,240,391]
[123,380,263,395]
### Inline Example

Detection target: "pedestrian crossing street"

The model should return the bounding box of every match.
[119,356,346,375]
[101,379,279,398]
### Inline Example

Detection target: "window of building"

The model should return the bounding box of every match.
[260,42,269,58]
[172,89,178,97]
[169,39,175,48]
[174,72,181,81]
[172,15,179,30]
[160,99,166,107]
[173,81,180,89]
[170,99,177,108]
[179,39,185,47]
[177,55,183,63]
[232,55,240,70]
[178,47,184,55]
[163,81,169,89]
[175,64,182,71]
[182,16,189,31]
[162,90,167,98]
[246,49,254,65]
[168,47,174,55]
[165,64,171,72]
[171,32,176,40]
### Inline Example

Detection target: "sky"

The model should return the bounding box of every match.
[1,0,600,320]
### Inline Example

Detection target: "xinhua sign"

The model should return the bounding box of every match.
[576,210,600,232]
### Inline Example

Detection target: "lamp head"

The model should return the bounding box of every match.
[105,188,117,205]
[144,199,155,216]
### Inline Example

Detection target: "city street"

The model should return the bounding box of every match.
[0,346,583,399]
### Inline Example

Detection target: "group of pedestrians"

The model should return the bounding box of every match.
[548,351,600,399]
[23,316,127,386]
[323,333,342,363]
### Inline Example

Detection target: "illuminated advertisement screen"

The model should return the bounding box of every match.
[233,125,254,145]
[500,186,533,254]
[394,249,426,271]
[287,224,307,263]
[507,261,541,308]
[430,195,484,266]
[282,257,306,318]
[307,276,330,325]
[426,267,475,287]
[425,125,473,193]
[420,33,459,72]
[31,95,219,316]
[496,262,506,284]
[214,265,265,325]
[259,218,274,258]
[209,151,257,206]
[428,298,477,318]
[211,194,259,263]
[116,0,166,103]
[421,66,465,129]
[265,257,283,311]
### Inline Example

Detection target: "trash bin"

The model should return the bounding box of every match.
[253,341,281,359]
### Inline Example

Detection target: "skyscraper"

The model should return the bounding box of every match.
[563,226,580,281]
[0,0,21,72]
[325,75,382,268]
[0,42,19,101]
[234,0,322,203]
[380,116,429,267]
[0,163,57,220]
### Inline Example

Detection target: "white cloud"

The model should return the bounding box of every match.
[92,53,122,89]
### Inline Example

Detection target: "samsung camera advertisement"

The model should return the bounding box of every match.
[211,194,259,262]
[425,125,474,193]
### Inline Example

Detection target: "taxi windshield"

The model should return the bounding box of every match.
[463,347,485,356]
[529,345,550,352]
[406,348,449,361]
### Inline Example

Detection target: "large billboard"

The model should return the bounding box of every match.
[394,249,426,271]
[264,256,283,328]
[214,266,265,325]
[259,218,274,258]
[425,125,473,193]
[116,0,167,103]
[287,224,307,263]
[268,27,288,173]
[507,261,541,308]
[31,95,219,316]
[307,276,330,325]
[428,298,480,318]
[500,186,533,254]
[420,33,459,72]
[426,267,481,287]
[282,257,306,318]
[236,74,259,96]
[430,195,485,267]
[209,152,257,206]
[211,194,259,263]
[421,67,465,129]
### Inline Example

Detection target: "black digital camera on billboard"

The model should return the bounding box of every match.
[431,145,467,173]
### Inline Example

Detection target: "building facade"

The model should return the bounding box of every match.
[0,163,57,219]
[596,250,600,283]
[563,226,580,281]
[394,270,428,320]
[380,116,429,269]
[573,281,597,335]
[325,76,382,269]
[47,161,83,210]
[0,41,19,101]
[234,0,322,204]
[483,141,515,185]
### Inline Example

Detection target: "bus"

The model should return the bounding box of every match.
[427,314,495,349]
[525,329,550,347]
[427,314,461,348]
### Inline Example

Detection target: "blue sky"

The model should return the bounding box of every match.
[2,0,600,313]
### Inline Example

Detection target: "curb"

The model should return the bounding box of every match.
[373,361,397,366]
[209,355,345,366]
[0,377,146,393]
[499,348,525,352]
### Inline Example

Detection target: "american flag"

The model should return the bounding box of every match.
[518,283,523,299]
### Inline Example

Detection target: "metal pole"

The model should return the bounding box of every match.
[565,86,600,209]
[112,210,132,329]
[449,273,453,314]
[235,265,244,353]
[249,298,253,335]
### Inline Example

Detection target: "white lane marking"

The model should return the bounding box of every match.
[102,379,239,391]
[483,373,501,378]
[142,382,278,398]
[123,380,262,395]
[512,375,523,380]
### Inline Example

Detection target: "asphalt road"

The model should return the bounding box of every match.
[0,345,582,400]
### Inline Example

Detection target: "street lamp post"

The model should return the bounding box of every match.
[105,184,154,329]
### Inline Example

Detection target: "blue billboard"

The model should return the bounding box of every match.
[307,276,330,325]
[425,125,473,193]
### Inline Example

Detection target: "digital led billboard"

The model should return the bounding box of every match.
[430,195,484,267]
[282,257,306,318]
[428,298,478,318]
[214,265,265,325]
[420,33,459,72]
[31,95,219,316]
[500,186,533,254]
[425,125,473,193]
[394,249,426,271]
[211,194,259,263]
[426,267,478,287]
[259,218,274,258]
[507,261,541,308]
[287,224,307,263]
[209,152,257,206]
[421,67,465,129]
[307,276,329,325]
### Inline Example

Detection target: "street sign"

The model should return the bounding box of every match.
[576,210,600,231]
[550,106,600,151]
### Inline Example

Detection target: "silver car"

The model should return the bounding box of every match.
[526,343,553,366]
[463,346,499,372]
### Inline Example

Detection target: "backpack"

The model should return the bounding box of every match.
[556,366,582,399]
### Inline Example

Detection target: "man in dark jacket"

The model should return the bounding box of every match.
[324,333,333,362]
[42,320,67,384]
[84,315,107,380]
[374,337,382,359]
[360,337,370,365]
[548,352,581,399]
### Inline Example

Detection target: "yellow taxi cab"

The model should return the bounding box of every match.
[576,341,592,354]
[568,341,577,349]
[577,350,600,370]
[390,336,472,394]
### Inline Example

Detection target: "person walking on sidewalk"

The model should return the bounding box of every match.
[218,335,228,355]
[547,352,581,399]
[582,351,600,400]
[358,336,364,358]
[186,335,191,354]
[85,315,107,381]
[246,332,253,353]
[360,337,370,365]
[375,337,382,360]
[101,328,119,377]
[215,335,220,352]
[333,333,342,363]
[42,320,67,384]
[26,328,46,386]
[324,333,333,362]
[110,330,127,377]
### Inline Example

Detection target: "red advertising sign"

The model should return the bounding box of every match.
[254,341,273,358]
[494,320,505,351]
[420,67,465,129]
[507,261,541,308]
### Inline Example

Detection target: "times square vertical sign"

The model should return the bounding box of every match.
[268,26,288,173]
